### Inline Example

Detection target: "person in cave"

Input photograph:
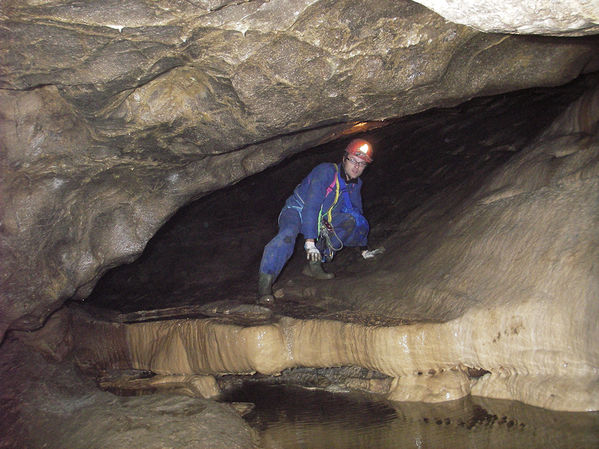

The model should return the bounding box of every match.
[257,138,383,304]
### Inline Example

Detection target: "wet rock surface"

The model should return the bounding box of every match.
[2,0,599,337]
[0,335,257,449]
[218,366,394,396]
[2,316,598,448]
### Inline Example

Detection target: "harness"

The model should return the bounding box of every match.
[318,164,341,228]
[318,164,346,256]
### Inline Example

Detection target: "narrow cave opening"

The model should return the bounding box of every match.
[83,77,590,317]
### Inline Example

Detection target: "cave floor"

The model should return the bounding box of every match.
[101,248,413,328]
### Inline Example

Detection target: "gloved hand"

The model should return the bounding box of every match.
[304,240,321,262]
[361,247,385,259]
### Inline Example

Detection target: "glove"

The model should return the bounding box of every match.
[304,241,321,262]
[361,247,385,259]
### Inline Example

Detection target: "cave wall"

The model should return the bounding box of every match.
[1,0,599,339]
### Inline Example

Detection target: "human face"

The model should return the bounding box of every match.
[343,154,369,179]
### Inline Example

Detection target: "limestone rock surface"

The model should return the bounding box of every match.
[0,332,257,449]
[2,0,599,338]
[414,0,599,36]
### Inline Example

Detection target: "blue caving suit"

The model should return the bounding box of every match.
[259,162,369,279]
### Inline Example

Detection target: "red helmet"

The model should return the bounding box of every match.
[345,138,373,163]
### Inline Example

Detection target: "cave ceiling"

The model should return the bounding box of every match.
[1,0,599,338]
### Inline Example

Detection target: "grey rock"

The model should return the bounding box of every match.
[1,0,599,338]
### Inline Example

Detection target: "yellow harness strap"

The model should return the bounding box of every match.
[318,164,340,231]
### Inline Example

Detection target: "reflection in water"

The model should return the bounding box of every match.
[223,383,599,449]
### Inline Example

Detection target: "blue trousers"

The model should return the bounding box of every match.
[259,206,369,278]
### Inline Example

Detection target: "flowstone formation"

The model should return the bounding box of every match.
[2,0,599,339]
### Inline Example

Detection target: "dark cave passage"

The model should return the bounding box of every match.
[84,76,592,315]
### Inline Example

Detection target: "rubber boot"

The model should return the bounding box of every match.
[302,261,335,280]
[257,272,275,304]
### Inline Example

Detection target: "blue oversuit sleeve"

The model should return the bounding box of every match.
[299,164,335,240]
[352,180,364,213]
